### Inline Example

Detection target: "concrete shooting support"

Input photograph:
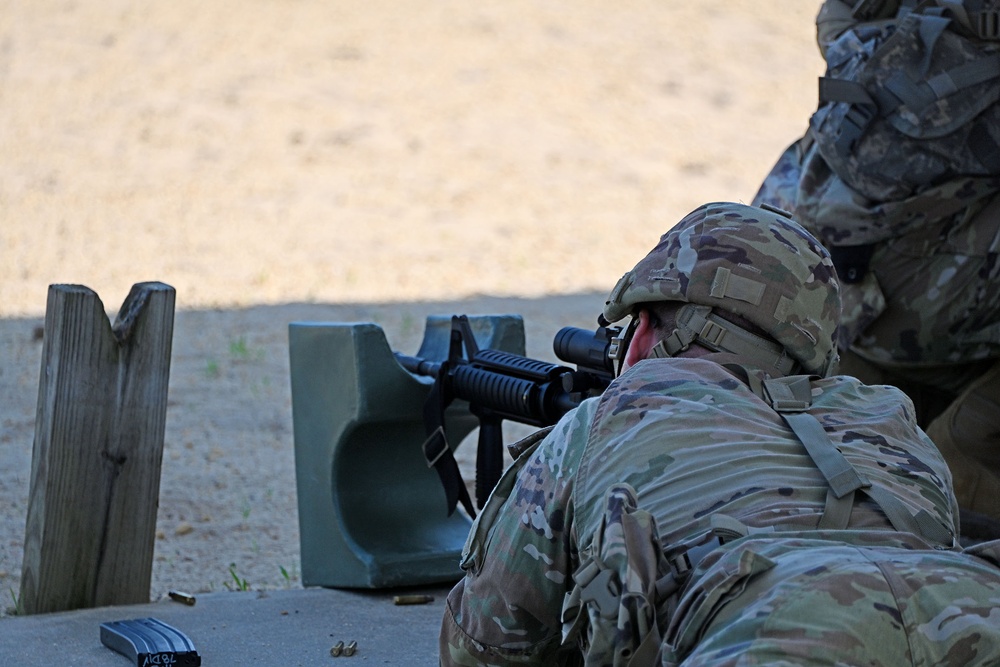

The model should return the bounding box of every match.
[288,315,526,589]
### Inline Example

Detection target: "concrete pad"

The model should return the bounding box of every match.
[0,586,453,666]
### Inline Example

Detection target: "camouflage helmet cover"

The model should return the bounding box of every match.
[603,202,842,375]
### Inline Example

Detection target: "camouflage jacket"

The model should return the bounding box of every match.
[754,138,1000,375]
[439,358,962,666]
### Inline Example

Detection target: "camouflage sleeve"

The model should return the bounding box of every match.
[439,400,599,666]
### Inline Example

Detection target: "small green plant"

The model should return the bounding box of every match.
[205,360,220,378]
[9,587,22,615]
[226,563,250,592]
[279,564,299,587]
[229,337,250,359]
[229,336,264,362]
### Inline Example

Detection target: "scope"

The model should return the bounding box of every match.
[553,326,618,375]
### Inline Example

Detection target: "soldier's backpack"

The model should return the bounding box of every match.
[788,0,1000,256]
[805,0,1000,206]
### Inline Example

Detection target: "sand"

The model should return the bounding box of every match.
[0,0,824,614]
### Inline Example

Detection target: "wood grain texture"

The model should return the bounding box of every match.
[21,283,175,614]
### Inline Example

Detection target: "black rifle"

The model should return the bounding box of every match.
[395,315,619,517]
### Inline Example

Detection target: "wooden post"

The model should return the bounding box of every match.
[20,282,175,614]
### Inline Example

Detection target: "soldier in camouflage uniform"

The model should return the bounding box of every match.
[753,0,1000,525]
[439,202,1000,666]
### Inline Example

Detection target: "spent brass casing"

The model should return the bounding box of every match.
[167,590,196,606]
[392,594,434,605]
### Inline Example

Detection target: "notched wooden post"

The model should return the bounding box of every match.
[20,282,176,614]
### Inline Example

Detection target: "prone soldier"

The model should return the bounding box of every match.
[439,202,1000,666]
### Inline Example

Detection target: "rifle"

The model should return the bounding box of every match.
[395,315,620,517]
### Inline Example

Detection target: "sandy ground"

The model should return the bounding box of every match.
[0,1,825,615]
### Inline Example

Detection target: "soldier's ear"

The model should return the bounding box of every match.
[624,310,658,371]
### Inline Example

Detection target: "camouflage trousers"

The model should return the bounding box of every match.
[926,361,1000,528]
[664,534,1000,666]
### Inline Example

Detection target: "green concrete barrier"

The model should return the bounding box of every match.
[288,315,525,588]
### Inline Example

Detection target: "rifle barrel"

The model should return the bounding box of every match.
[394,353,442,377]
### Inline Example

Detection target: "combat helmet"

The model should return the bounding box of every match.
[603,202,841,376]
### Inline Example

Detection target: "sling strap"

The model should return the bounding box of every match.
[763,376,953,544]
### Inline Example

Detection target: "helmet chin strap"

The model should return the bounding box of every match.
[650,304,800,377]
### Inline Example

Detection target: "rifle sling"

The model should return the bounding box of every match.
[422,369,476,518]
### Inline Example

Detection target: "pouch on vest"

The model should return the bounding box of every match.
[660,539,778,666]
[561,484,675,667]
